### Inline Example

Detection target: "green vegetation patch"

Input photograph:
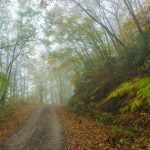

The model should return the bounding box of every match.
[95,112,113,124]
[67,99,85,113]
[0,101,24,125]
[100,77,150,113]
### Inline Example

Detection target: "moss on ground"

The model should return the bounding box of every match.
[100,77,150,113]
[66,76,150,149]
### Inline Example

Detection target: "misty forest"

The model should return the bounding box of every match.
[0,0,150,149]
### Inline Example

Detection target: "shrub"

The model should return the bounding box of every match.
[0,72,9,95]
[138,58,150,75]
[108,125,136,147]
[95,112,113,124]
[68,100,84,113]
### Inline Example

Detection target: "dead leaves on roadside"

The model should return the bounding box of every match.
[58,108,124,150]
[0,105,36,142]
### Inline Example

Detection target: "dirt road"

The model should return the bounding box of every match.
[0,105,64,150]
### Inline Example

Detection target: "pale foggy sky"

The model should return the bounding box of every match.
[9,0,47,59]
